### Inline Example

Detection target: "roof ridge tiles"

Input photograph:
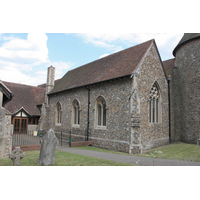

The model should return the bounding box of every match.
[2,80,42,88]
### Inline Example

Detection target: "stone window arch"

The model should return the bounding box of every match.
[72,99,80,126]
[55,102,62,125]
[95,96,106,127]
[149,82,161,123]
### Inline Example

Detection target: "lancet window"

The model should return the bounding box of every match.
[149,83,160,123]
[56,102,62,124]
[96,96,106,127]
[72,100,80,125]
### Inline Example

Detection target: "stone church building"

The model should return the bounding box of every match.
[0,33,199,156]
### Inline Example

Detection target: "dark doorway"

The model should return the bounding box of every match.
[13,118,28,134]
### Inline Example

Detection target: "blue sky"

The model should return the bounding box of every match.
[0,33,183,86]
[1,0,199,196]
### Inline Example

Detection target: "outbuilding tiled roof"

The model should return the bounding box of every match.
[163,58,175,78]
[0,80,13,106]
[49,39,154,95]
[36,79,61,106]
[2,81,45,116]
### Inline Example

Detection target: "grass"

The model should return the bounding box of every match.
[145,141,200,162]
[75,141,200,162]
[1,141,199,166]
[0,150,134,166]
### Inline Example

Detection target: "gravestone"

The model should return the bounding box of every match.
[9,146,25,166]
[37,128,57,166]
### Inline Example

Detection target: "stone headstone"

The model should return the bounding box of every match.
[37,128,57,166]
[9,146,25,166]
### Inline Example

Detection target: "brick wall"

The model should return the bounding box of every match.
[70,141,93,147]
[12,145,41,151]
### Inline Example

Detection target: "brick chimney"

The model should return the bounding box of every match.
[45,65,55,105]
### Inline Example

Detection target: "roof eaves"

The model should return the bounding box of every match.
[48,75,131,96]
[0,80,12,94]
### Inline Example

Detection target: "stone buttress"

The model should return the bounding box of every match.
[129,73,142,154]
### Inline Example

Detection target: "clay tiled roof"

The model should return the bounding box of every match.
[163,58,175,78]
[49,39,154,95]
[0,80,13,106]
[36,79,61,106]
[2,81,45,116]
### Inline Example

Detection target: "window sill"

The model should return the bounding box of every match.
[95,126,107,130]
[149,122,161,125]
[55,123,61,126]
[72,124,80,128]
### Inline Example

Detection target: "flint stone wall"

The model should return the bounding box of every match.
[41,43,169,154]
[171,39,200,143]
[44,78,132,153]
[132,43,169,151]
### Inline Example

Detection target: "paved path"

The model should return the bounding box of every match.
[56,146,200,166]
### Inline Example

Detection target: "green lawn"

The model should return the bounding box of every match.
[146,141,200,162]
[1,141,199,166]
[0,150,134,166]
[75,141,200,162]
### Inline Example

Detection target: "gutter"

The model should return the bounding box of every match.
[167,78,171,143]
[85,86,90,141]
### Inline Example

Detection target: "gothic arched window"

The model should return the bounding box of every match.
[96,96,106,127]
[72,99,80,125]
[56,102,62,124]
[149,82,160,123]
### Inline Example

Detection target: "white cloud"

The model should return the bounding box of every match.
[48,61,74,80]
[0,34,74,86]
[76,33,183,60]
[0,66,42,86]
[0,33,49,69]
[0,33,50,85]
[77,33,121,50]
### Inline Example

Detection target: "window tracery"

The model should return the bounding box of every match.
[149,83,160,123]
